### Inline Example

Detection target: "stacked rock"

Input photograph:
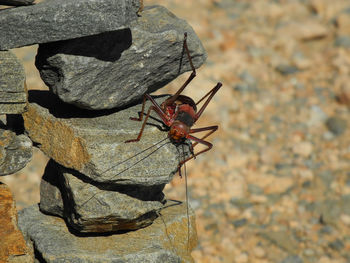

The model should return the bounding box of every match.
[1,0,207,262]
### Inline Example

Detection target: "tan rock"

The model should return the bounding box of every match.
[277,20,328,41]
[22,91,181,186]
[0,183,33,263]
[335,13,350,35]
[292,141,313,157]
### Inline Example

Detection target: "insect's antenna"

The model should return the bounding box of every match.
[77,137,170,209]
[103,136,169,176]
[182,143,191,252]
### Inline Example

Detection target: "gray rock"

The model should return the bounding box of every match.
[0,0,34,6]
[334,35,350,48]
[39,160,65,217]
[328,239,344,251]
[40,160,165,233]
[0,128,32,175]
[275,64,300,75]
[35,5,207,110]
[23,91,190,186]
[325,116,347,135]
[18,202,197,263]
[259,230,299,254]
[0,0,141,50]
[0,51,27,114]
[280,255,303,263]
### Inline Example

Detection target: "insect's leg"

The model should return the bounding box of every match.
[164,33,197,106]
[130,94,148,121]
[177,125,218,173]
[126,96,171,143]
[193,82,222,122]
[189,125,218,148]
[126,106,158,143]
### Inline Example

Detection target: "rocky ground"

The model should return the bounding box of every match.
[1,0,350,262]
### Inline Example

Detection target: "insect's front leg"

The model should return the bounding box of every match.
[125,95,171,143]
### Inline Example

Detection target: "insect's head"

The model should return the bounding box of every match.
[169,121,189,143]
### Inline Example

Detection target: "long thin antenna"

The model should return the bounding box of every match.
[182,144,190,252]
[77,137,170,208]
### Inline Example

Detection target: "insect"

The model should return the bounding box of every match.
[125,32,222,177]
[125,32,222,252]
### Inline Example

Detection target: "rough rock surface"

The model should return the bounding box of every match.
[0,0,141,50]
[19,202,197,263]
[40,160,166,233]
[0,128,32,176]
[0,183,33,262]
[0,0,34,6]
[35,5,207,110]
[0,50,27,114]
[23,90,187,185]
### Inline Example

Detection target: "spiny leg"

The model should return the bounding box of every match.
[177,125,218,177]
[194,82,222,122]
[126,95,170,143]
[164,32,197,107]
[129,94,168,123]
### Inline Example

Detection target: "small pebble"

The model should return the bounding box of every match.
[328,239,344,251]
[292,141,313,157]
[275,64,299,75]
[334,35,350,48]
[232,218,247,228]
[280,255,303,263]
[325,117,347,135]
[235,252,249,263]
[253,246,266,258]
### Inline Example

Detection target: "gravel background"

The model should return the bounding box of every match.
[1,0,350,262]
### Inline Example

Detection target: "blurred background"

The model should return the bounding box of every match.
[1,0,350,262]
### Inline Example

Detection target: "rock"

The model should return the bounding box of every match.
[0,128,32,176]
[0,0,141,50]
[325,116,347,135]
[292,141,313,157]
[0,183,34,263]
[23,90,188,185]
[0,0,34,6]
[275,64,300,75]
[308,105,328,127]
[40,160,165,233]
[280,255,303,263]
[316,199,343,225]
[232,218,247,228]
[308,0,349,21]
[335,13,350,36]
[35,5,207,110]
[334,35,350,48]
[259,230,299,254]
[39,160,65,217]
[277,20,328,41]
[328,239,344,251]
[18,202,197,263]
[0,51,27,114]
[336,84,350,107]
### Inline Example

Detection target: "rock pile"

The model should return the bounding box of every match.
[1,0,208,262]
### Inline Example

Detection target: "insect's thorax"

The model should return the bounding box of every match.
[167,103,196,142]
[174,105,195,127]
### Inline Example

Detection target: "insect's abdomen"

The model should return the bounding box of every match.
[176,105,196,127]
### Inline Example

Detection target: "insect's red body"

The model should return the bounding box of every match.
[124,32,222,251]
[125,32,222,175]
[162,95,196,142]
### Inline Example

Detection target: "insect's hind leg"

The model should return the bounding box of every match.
[164,32,197,107]
[194,82,222,122]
